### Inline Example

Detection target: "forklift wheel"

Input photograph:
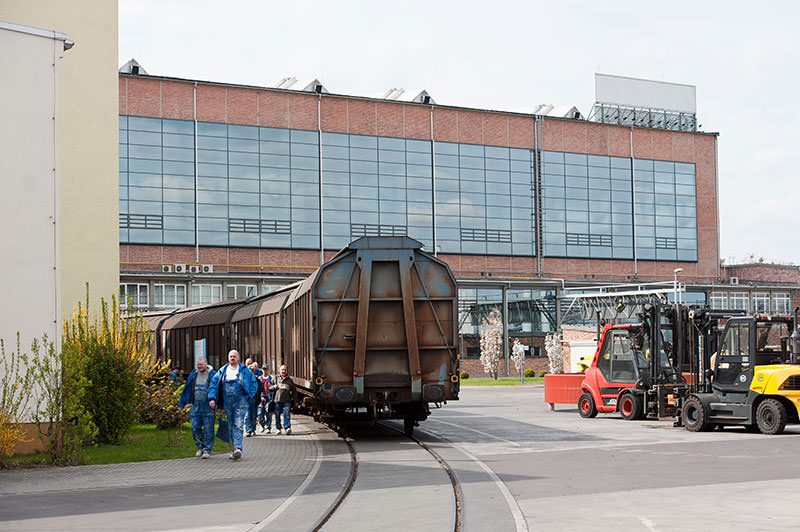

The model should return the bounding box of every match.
[619,393,643,421]
[756,398,787,435]
[578,393,598,418]
[682,396,711,432]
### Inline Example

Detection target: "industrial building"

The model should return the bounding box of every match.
[117,67,798,374]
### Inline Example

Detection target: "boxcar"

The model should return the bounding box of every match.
[144,236,460,434]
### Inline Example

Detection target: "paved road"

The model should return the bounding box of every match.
[2,386,799,531]
[432,386,800,531]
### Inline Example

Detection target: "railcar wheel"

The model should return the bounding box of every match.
[756,398,787,435]
[682,396,710,432]
[578,393,598,418]
[619,393,642,421]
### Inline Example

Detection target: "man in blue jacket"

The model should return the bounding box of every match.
[178,357,216,459]
[208,349,257,460]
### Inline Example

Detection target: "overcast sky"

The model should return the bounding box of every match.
[119,0,800,265]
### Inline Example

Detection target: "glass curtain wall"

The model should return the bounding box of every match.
[633,159,697,261]
[507,289,556,357]
[320,132,433,250]
[120,115,699,263]
[541,151,633,259]
[458,287,556,362]
[434,143,534,256]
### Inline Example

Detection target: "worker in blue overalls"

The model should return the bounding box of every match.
[208,349,257,460]
[179,357,216,458]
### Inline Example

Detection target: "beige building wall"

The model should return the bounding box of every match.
[0,1,119,321]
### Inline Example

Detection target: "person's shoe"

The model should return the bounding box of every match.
[286,428,292,435]
[276,429,281,434]
[266,428,272,434]
[195,449,203,457]
[201,451,210,459]
[245,431,253,437]
[233,448,242,460]
[260,426,266,433]
[229,452,235,460]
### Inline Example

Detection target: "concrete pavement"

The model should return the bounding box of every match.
[0,416,351,531]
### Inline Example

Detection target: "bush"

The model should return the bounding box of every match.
[524,369,536,378]
[0,334,34,468]
[538,370,548,377]
[84,342,141,444]
[30,334,96,465]
[140,380,187,430]
[460,370,470,380]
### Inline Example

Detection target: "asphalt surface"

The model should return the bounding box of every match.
[2,386,799,531]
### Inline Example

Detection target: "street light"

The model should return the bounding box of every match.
[673,268,684,304]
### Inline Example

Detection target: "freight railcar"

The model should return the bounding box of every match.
[144,236,460,434]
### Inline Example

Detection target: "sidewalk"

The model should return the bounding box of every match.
[0,415,350,532]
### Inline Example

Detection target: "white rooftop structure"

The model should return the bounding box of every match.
[532,104,583,119]
[379,88,435,104]
[119,58,147,75]
[273,76,327,93]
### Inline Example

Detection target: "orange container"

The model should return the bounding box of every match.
[544,373,585,410]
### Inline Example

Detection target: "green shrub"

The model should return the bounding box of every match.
[460,370,470,380]
[538,370,548,377]
[524,369,536,378]
[140,380,187,430]
[84,342,141,444]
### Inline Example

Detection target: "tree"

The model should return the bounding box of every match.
[544,334,565,374]
[480,307,503,380]
[511,338,525,375]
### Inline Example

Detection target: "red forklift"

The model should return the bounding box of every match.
[578,303,687,420]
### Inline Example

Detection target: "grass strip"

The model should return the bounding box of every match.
[460,376,544,386]
[10,423,232,467]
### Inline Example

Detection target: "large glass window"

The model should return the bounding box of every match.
[435,143,533,255]
[190,284,222,306]
[121,115,698,262]
[458,288,503,359]
[541,151,696,261]
[154,284,186,308]
[120,283,149,309]
[507,289,556,358]
[541,151,632,259]
[321,132,433,250]
[729,292,749,312]
[633,159,697,261]
[226,284,257,300]
[710,292,727,310]
[773,293,790,314]
[752,292,770,314]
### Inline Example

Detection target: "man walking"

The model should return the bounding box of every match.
[258,363,276,433]
[209,350,257,460]
[270,364,297,435]
[179,357,216,458]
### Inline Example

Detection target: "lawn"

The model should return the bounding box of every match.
[460,376,544,386]
[9,423,232,467]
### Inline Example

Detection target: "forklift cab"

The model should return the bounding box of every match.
[596,328,643,383]
[713,317,793,397]
[596,324,679,385]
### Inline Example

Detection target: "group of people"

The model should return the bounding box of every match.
[178,349,297,461]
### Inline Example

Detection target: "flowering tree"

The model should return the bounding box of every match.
[511,338,525,375]
[544,333,565,374]
[479,307,503,380]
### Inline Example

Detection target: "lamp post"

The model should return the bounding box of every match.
[673,268,684,305]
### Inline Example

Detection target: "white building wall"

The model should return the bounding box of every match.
[0,22,64,357]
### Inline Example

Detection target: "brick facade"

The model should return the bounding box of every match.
[120,73,722,285]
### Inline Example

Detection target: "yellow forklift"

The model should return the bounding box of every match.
[678,308,800,434]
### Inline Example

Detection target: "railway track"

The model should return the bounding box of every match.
[311,422,463,532]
